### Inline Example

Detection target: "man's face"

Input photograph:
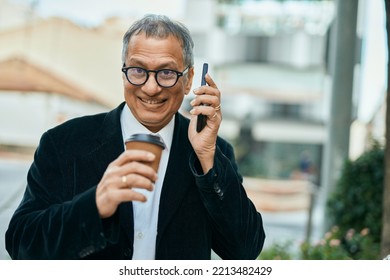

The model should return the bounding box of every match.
[123,33,194,133]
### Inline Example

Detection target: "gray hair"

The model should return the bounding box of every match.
[122,14,194,68]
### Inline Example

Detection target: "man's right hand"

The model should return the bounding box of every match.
[96,150,157,218]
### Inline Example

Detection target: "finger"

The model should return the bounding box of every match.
[204,73,218,88]
[120,189,148,203]
[193,86,220,98]
[190,105,221,121]
[208,110,222,120]
[119,161,158,182]
[110,149,155,168]
[119,173,154,191]
[190,105,211,116]
[97,177,149,218]
[107,188,148,205]
[190,95,219,107]
[102,151,156,182]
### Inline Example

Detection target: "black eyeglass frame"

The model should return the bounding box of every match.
[121,65,189,88]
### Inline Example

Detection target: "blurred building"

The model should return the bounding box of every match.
[183,0,335,184]
[0,4,125,149]
[0,56,108,148]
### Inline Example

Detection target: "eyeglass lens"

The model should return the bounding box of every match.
[127,68,179,87]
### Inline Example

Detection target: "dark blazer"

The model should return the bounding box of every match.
[6,103,265,260]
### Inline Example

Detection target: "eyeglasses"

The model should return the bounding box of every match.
[122,65,189,88]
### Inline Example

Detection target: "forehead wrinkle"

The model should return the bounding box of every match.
[127,56,179,70]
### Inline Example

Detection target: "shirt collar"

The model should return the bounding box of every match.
[120,104,175,152]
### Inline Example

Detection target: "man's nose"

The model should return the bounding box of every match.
[142,73,161,94]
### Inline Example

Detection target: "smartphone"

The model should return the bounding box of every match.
[196,63,208,132]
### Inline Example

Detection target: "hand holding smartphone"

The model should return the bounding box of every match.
[196,63,208,132]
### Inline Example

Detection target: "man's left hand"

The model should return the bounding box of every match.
[188,73,222,174]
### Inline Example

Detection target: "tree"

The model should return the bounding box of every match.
[382,0,390,258]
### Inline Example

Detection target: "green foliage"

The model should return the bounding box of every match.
[259,226,380,260]
[300,226,346,259]
[300,226,380,260]
[327,143,384,243]
[258,241,295,260]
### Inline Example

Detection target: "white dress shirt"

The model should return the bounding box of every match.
[120,105,174,259]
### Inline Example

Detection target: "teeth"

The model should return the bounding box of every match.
[141,98,163,104]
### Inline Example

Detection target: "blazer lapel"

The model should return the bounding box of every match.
[76,103,125,190]
[156,114,193,247]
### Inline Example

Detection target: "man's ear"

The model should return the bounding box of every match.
[122,64,127,85]
[184,67,194,95]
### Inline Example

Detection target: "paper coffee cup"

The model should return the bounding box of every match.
[125,134,165,172]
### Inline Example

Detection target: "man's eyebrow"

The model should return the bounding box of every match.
[127,58,178,69]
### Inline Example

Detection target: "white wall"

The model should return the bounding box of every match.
[0,91,108,147]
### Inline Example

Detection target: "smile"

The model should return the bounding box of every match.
[139,97,165,105]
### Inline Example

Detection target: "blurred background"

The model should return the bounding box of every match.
[0,0,387,259]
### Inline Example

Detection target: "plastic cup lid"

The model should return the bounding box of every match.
[125,133,165,149]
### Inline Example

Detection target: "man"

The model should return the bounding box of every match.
[6,14,265,260]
